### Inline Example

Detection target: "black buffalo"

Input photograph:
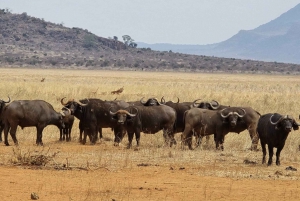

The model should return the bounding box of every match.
[109,105,176,148]
[181,106,260,150]
[257,113,300,166]
[61,98,129,145]
[0,97,11,142]
[2,100,66,146]
[59,107,74,142]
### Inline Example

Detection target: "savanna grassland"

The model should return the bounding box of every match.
[0,68,300,201]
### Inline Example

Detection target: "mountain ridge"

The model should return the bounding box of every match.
[137,3,300,64]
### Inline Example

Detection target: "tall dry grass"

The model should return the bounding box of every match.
[0,68,300,179]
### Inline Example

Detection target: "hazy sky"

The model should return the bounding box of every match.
[1,1,299,44]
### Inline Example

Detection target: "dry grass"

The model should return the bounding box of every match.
[0,68,300,200]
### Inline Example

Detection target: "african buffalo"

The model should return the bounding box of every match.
[161,97,228,146]
[2,100,66,146]
[181,106,260,150]
[61,98,129,145]
[59,107,74,142]
[257,113,300,166]
[128,97,162,106]
[0,97,11,142]
[109,105,176,148]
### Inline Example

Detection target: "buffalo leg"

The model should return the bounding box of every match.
[261,141,267,164]
[0,124,3,142]
[36,127,44,146]
[215,133,224,151]
[9,125,18,146]
[249,129,259,151]
[181,125,193,150]
[67,128,72,142]
[59,129,63,141]
[3,123,10,146]
[79,121,83,142]
[127,132,134,149]
[267,145,274,166]
[135,130,141,147]
[276,146,283,166]
[82,129,88,145]
[98,128,103,140]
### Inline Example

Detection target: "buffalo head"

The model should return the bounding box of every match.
[192,99,220,110]
[270,114,300,131]
[0,96,10,110]
[220,108,246,127]
[140,97,163,106]
[61,97,87,114]
[110,108,138,125]
[161,96,179,104]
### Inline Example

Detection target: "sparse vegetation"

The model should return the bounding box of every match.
[0,11,300,73]
[0,69,300,200]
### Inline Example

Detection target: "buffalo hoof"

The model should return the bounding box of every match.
[4,142,9,146]
[114,142,120,146]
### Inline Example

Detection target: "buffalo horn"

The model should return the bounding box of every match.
[234,108,246,118]
[209,100,220,109]
[192,99,201,108]
[109,107,119,116]
[220,108,232,118]
[140,97,146,105]
[125,110,137,117]
[2,96,11,103]
[153,98,163,105]
[74,99,88,106]
[172,97,180,103]
[270,114,285,125]
[61,97,68,105]
[63,107,72,115]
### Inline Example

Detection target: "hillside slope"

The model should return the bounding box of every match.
[0,9,300,74]
[138,4,300,64]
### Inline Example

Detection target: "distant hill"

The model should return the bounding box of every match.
[138,4,300,64]
[1,9,300,74]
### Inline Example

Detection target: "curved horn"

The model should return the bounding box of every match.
[109,106,119,116]
[74,99,88,106]
[234,108,246,118]
[270,114,285,125]
[63,107,72,115]
[209,100,220,109]
[161,96,165,104]
[192,99,201,108]
[3,96,10,103]
[124,110,137,117]
[140,97,146,105]
[220,108,232,118]
[130,106,139,115]
[153,98,163,105]
[171,97,180,103]
[60,111,66,117]
[61,97,68,106]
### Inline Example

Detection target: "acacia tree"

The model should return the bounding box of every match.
[122,35,137,48]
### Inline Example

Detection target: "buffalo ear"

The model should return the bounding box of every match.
[293,121,299,131]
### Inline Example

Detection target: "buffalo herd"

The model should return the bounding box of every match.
[0,96,299,166]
